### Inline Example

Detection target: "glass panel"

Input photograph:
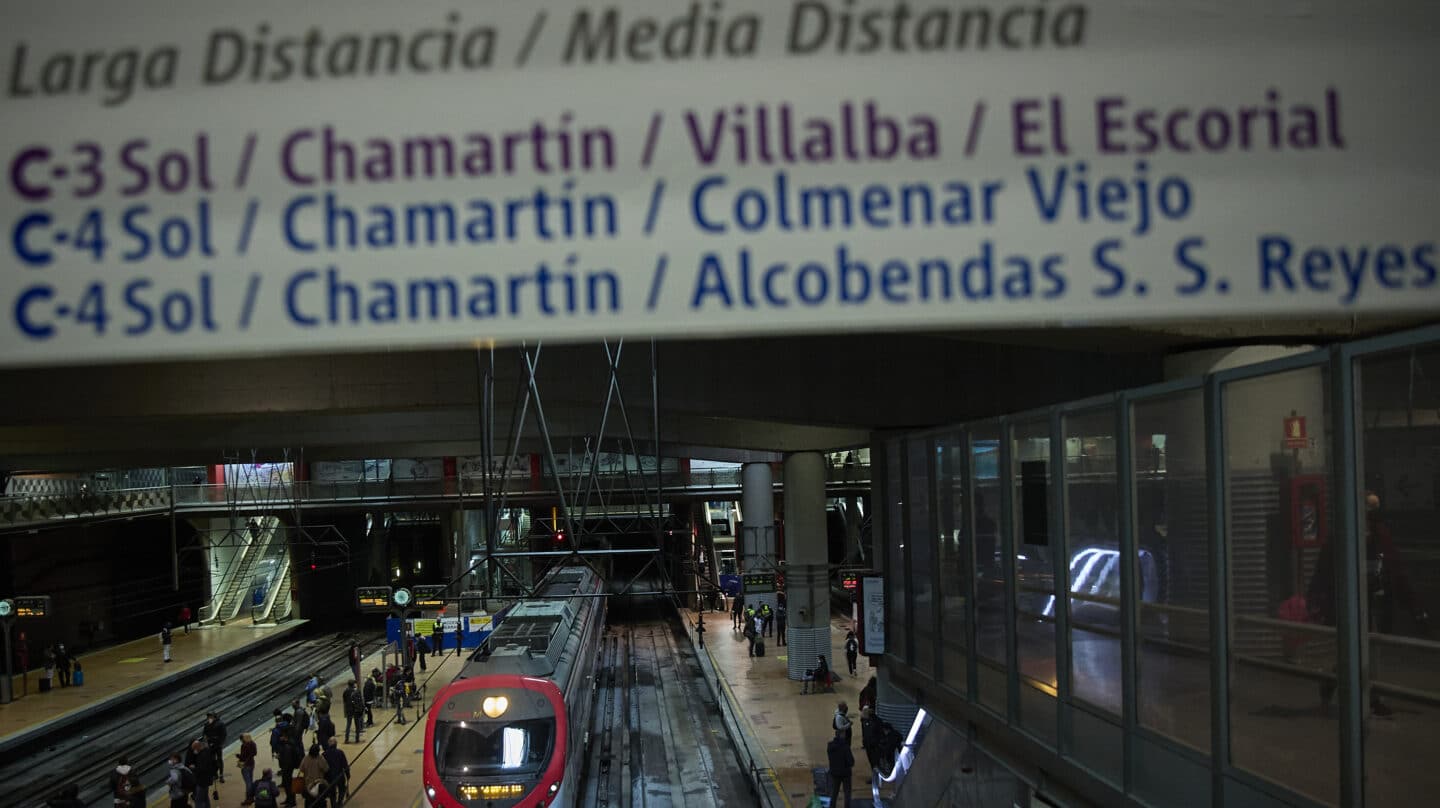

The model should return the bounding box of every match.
[1356,344,1440,807]
[973,423,1007,714]
[937,433,970,694]
[886,439,908,664]
[1013,418,1057,742]
[1223,366,1337,806]
[1064,406,1122,716]
[909,438,936,677]
[1132,390,1211,753]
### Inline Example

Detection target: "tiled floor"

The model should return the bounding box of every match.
[683,608,891,806]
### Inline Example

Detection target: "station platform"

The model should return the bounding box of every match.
[192,643,468,808]
[679,607,893,807]
[1,621,305,753]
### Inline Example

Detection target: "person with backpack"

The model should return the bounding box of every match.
[305,674,320,706]
[860,707,883,784]
[269,711,291,761]
[826,727,855,808]
[743,615,757,657]
[167,752,195,808]
[844,631,860,676]
[118,771,146,808]
[298,743,330,808]
[314,680,333,717]
[833,701,853,745]
[343,680,365,743]
[249,770,281,808]
[415,635,429,671]
[109,756,133,806]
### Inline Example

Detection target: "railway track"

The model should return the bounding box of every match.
[582,607,752,807]
[8,630,384,808]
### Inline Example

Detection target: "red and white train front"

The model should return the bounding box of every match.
[423,675,569,808]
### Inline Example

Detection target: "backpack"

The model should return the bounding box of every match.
[178,765,196,792]
[252,779,279,808]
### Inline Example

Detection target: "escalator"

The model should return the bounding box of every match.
[202,516,279,625]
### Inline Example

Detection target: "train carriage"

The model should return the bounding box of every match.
[424,567,605,808]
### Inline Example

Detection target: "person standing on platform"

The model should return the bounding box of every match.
[405,635,417,668]
[269,711,289,762]
[753,612,764,640]
[860,707,883,784]
[161,624,174,663]
[415,635,429,671]
[315,709,336,751]
[249,769,280,808]
[204,712,228,783]
[179,605,193,634]
[15,631,29,694]
[731,595,744,630]
[844,631,859,676]
[275,733,301,808]
[858,676,877,714]
[304,675,319,707]
[342,681,364,744]
[56,643,72,686]
[833,701,853,745]
[187,739,217,808]
[827,727,855,808]
[109,756,133,800]
[297,744,329,808]
[322,737,350,806]
[166,752,194,808]
[776,603,787,646]
[291,701,310,748]
[432,621,444,657]
[237,733,257,804]
[315,679,333,718]
[454,620,464,658]
[347,643,361,686]
[760,603,773,637]
[119,770,146,808]
[696,614,706,648]
[363,672,379,727]
[743,615,757,657]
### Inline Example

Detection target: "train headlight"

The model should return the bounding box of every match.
[550,781,560,793]
[482,695,510,718]
[425,785,436,800]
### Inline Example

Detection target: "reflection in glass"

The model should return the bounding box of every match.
[972,424,1007,714]
[1224,367,1337,806]
[937,433,969,691]
[1132,390,1211,754]
[909,438,936,676]
[1356,346,1440,807]
[1064,407,1122,715]
[886,439,908,664]
[1013,419,1057,743]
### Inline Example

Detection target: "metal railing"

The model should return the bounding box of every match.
[1,464,873,529]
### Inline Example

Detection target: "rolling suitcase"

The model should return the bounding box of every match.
[755,639,766,657]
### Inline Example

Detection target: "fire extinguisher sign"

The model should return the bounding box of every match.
[1283,415,1308,450]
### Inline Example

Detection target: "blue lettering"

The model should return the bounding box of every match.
[12,212,55,267]
[691,176,727,234]
[287,269,321,326]
[284,196,319,252]
[14,285,55,338]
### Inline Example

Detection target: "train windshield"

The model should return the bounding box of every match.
[433,719,555,778]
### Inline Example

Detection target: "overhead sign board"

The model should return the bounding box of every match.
[1,1,1438,366]
[355,586,391,612]
[412,585,448,609]
[742,572,776,593]
[13,596,52,618]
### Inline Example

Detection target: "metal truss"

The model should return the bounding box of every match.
[453,339,680,602]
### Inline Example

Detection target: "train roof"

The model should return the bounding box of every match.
[458,567,597,680]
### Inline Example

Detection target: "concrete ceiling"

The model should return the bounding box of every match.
[0,315,1430,471]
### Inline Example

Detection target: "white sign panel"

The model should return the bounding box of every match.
[2,1,1438,366]
[862,575,885,655]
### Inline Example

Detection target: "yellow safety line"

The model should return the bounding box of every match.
[703,641,792,808]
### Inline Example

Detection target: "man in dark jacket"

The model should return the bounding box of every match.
[185,740,217,808]
[860,707,883,783]
[343,681,365,743]
[432,622,444,657]
[415,635,429,671]
[315,711,336,750]
[203,712,227,783]
[827,728,855,807]
[322,737,350,806]
[269,711,291,760]
[276,734,301,808]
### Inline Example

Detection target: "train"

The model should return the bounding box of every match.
[423,566,606,808]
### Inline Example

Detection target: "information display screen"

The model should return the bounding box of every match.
[14,595,50,618]
[355,586,391,611]
[742,573,776,592]
[412,585,447,609]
